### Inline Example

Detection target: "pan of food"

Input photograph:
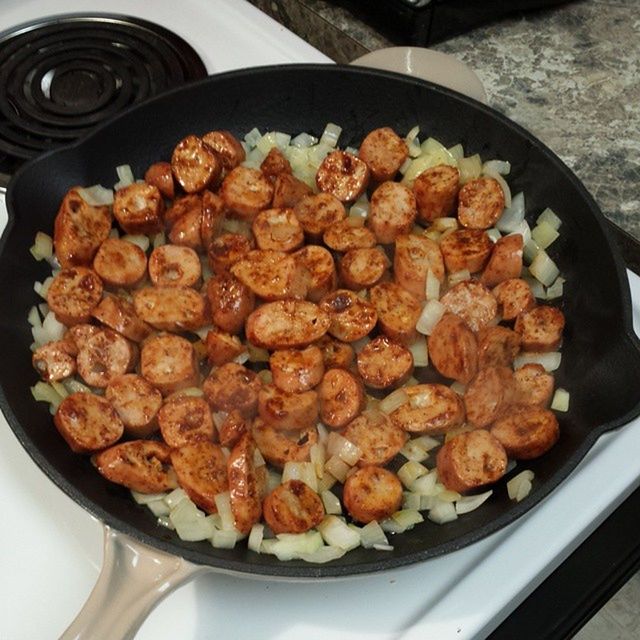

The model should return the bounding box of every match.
[1,64,639,637]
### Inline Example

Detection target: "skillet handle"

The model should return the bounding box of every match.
[60,525,204,640]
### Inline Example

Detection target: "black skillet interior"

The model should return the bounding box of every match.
[2,64,640,578]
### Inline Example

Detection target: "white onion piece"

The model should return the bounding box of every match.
[496,191,525,233]
[310,442,326,479]
[529,250,560,286]
[507,470,534,501]
[428,500,458,524]
[455,490,493,515]
[545,276,565,300]
[27,306,41,328]
[458,154,482,184]
[77,184,114,206]
[403,492,422,510]
[447,269,471,286]
[164,488,189,509]
[482,159,511,176]
[147,500,171,517]
[321,490,342,515]
[513,351,562,372]
[551,388,570,412]
[408,338,429,367]
[290,131,318,148]
[507,219,532,245]
[122,234,150,252]
[211,530,240,549]
[324,455,350,482]
[416,299,445,335]
[243,127,262,148]
[266,469,282,493]
[537,207,562,231]
[152,231,166,248]
[486,228,502,243]
[523,237,541,264]
[390,509,424,531]
[30,232,53,262]
[349,195,370,218]
[359,520,389,549]
[448,143,464,161]
[247,523,265,553]
[320,122,342,148]
[34,276,54,300]
[299,545,347,564]
[431,217,458,233]
[31,381,64,409]
[318,516,361,550]
[410,470,439,496]
[531,220,560,249]
[398,460,429,488]
[379,388,409,414]
[114,164,135,190]
[63,378,92,394]
[213,492,236,531]
[449,381,466,395]
[282,461,318,492]
[316,471,337,493]
[263,531,323,561]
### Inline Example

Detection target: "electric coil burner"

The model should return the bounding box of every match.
[0,14,207,175]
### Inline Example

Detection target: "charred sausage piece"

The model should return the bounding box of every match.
[94,440,177,493]
[343,410,407,466]
[113,183,164,235]
[315,335,355,370]
[206,272,255,335]
[105,374,163,438]
[440,280,498,333]
[480,234,524,288]
[231,250,307,301]
[252,418,318,468]
[227,433,263,534]
[370,281,422,345]
[318,368,364,429]
[339,247,388,290]
[490,405,560,459]
[292,245,337,303]
[343,466,403,524]
[218,410,250,449]
[323,219,377,252]
[32,340,77,382]
[457,177,505,230]
[316,150,370,202]
[272,173,313,209]
[269,345,325,393]
[263,479,324,534]
[144,161,175,199]
[368,181,417,244]
[76,328,136,388]
[221,166,274,220]
[514,363,555,408]
[201,130,246,172]
[54,392,124,453]
[252,207,304,252]
[168,208,205,252]
[394,233,445,300]
[133,286,206,332]
[439,229,493,274]
[356,335,413,389]
[47,267,104,326]
[464,366,516,429]
[436,429,508,493]
[293,192,346,240]
[207,233,253,276]
[158,395,215,447]
[319,289,377,343]
[148,244,202,288]
[260,147,292,179]
[413,164,460,224]
[358,126,409,183]
[200,190,226,251]
[246,300,330,350]
[165,194,202,229]
[92,295,152,343]
[171,134,222,193]
[514,305,565,352]
[54,187,112,268]
[64,324,100,354]
[204,327,245,366]
[258,384,319,430]
[390,384,465,435]
[477,325,521,369]
[170,441,229,513]
[202,362,262,419]
[428,313,478,384]
[93,238,147,289]
[492,278,536,321]
[140,333,199,396]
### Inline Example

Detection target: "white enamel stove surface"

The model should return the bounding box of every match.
[1,2,640,638]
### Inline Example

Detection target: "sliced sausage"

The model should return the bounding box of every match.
[170,441,228,513]
[260,147,292,179]
[477,325,521,369]
[514,305,565,352]
[64,324,100,354]
[318,368,364,429]
[492,278,536,321]
[440,280,498,333]
[47,267,103,326]
[227,432,263,534]
[369,281,421,345]
[428,313,478,384]
[158,395,215,447]
[200,190,226,251]
[246,299,330,350]
[221,166,274,219]
[32,340,77,382]
[148,244,202,288]
[144,161,175,199]
[218,410,250,449]
[140,333,199,396]
[315,335,355,370]
[270,345,325,393]
[293,192,346,239]
[133,286,206,332]
[171,134,222,193]
[92,238,147,289]
[343,409,407,466]
[292,245,337,303]
[339,247,388,290]
[252,418,318,468]
[54,187,112,268]
[54,391,124,453]
[207,233,253,276]
[394,233,445,300]
[358,126,409,183]
[105,373,163,438]
[263,479,324,534]
[514,363,555,408]
[206,272,254,335]
[357,335,413,389]
[480,234,524,287]
[165,193,202,228]
[464,366,516,429]
[76,328,136,388]
[457,177,505,230]
[343,466,403,524]
[390,384,465,435]
[323,219,377,252]
[319,289,377,343]
[258,384,318,430]
[168,204,204,251]
[112,182,164,235]
[94,440,177,493]
[92,295,152,343]
[201,130,246,171]
[490,405,560,459]
[368,181,417,244]
[252,207,304,252]
[440,229,493,274]
[436,429,508,493]
[316,150,370,202]
[204,328,245,365]
[202,362,261,418]
[413,164,460,224]
[272,173,313,208]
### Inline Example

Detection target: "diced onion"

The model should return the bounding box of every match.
[282,461,318,492]
[310,442,326,479]
[416,299,445,335]
[513,351,562,372]
[523,237,541,264]
[31,381,64,409]
[211,530,240,549]
[349,195,369,218]
[114,164,135,190]
[447,269,471,286]
[147,500,171,517]
[482,159,511,176]
[30,232,54,262]
[403,491,422,510]
[529,249,560,286]
[326,433,361,466]
[408,338,429,367]
[290,131,318,148]
[551,388,570,412]
[450,381,466,395]
[410,470,439,496]
[537,207,562,231]
[34,276,54,300]
[213,492,236,531]
[496,192,525,233]
[455,490,493,515]
[27,306,41,328]
[321,490,342,515]
[448,143,464,161]
[77,185,114,206]
[458,154,482,184]
[379,388,409,414]
[164,488,189,509]
[318,516,361,551]
[243,127,262,148]
[316,471,337,493]
[506,219,532,245]
[248,523,265,553]
[122,234,150,252]
[486,228,502,243]
[247,343,270,362]
[531,220,560,249]
[324,456,350,483]
[389,509,424,532]
[359,520,389,549]
[320,122,342,148]
[523,275,546,300]
[152,231,166,248]
[507,470,534,502]
[545,276,565,300]
[299,545,347,564]
[428,500,458,524]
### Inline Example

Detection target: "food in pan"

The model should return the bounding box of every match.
[28,122,568,562]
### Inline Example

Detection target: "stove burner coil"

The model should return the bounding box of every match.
[0,14,207,173]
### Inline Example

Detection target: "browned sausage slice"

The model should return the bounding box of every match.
[144,161,175,199]
[368,181,417,244]
[64,324,100,354]
[343,410,407,466]
[221,166,274,219]
[200,190,226,251]
[47,267,104,326]
[315,335,355,370]
[492,278,536,321]
[480,234,524,287]
[201,130,246,171]
[252,207,304,252]
[272,173,313,209]
[319,289,377,342]
[54,392,124,453]
[105,374,163,438]
[204,328,245,366]
[428,313,478,384]
[316,150,370,202]
[514,305,565,352]
[343,466,403,523]
[92,295,152,343]
[318,368,364,429]
[32,340,77,382]
[370,282,421,345]
[358,126,409,183]
[440,280,498,333]
[218,410,250,449]
[252,418,318,468]
[227,432,263,534]
[133,286,206,332]
[477,325,521,369]
[457,177,505,230]
[171,134,222,193]
[294,192,346,239]
[76,328,136,388]
[436,429,508,493]
[413,164,460,224]
[260,147,292,179]
[339,247,388,290]
[270,345,325,394]
[263,479,325,534]
[258,384,319,430]
[207,233,253,276]
[140,333,199,396]
[464,366,516,429]
[292,245,337,303]
[394,233,445,300]
[158,395,215,447]
[206,272,255,335]
[357,335,413,389]
[202,362,262,418]
[439,229,493,274]
[514,363,555,408]
[148,244,202,288]
[390,384,465,434]
[113,182,164,235]
[323,219,377,252]
[93,238,147,289]
[168,205,204,251]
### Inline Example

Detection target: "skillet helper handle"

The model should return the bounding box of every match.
[61,525,203,640]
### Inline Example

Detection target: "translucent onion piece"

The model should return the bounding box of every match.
[247,523,265,553]
[359,520,389,549]
[529,250,560,286]
[30,232,53,261]
[482,159,511,176]
[486,228,502,243]
[164,488,189,509]
[531,220,560,249]
[77,185,114,206]
[326,433,361,466]
[349,195,370,218]
[410,470,439,496]
[211,530,240,549]
[324,456,350,483]
[545,276,565,300]
[379,388,410,414]
[523,237,541,264]
[321,489,342,515]
[398,460,429,488]
[390,509,424,531]
[27,306,41,328]
[408,338,429,367]
[31,381,63,409]
[214,492,236,531]
[318,516,361,550]
[513,351,562,372]
[507,470,535,502]
[448,143,464,161]
[243,127,262,149]
[290,131,318,148]
[147,500,171,517]
[431,217,458,233]
[537,207,562,231]
[428,500,458,524]
[320,122,342,148]
[458,154,482,184]
[416,299,445,335]
[282,461,318,492]
[496,191,525,233]
[447,269,471,287]
[403,491,422,510]
[299,545,347,564]
[550,388,570,412]
[506,219,532,246]
[455,490,493,515]
[122,234,150,252]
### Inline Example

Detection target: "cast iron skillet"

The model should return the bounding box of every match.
[1,64,640,581]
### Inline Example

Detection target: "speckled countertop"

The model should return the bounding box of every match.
[251,0,640,241]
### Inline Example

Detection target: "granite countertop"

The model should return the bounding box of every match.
[251,0,640,242]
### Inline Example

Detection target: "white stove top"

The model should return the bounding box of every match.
[1,2,640,638]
